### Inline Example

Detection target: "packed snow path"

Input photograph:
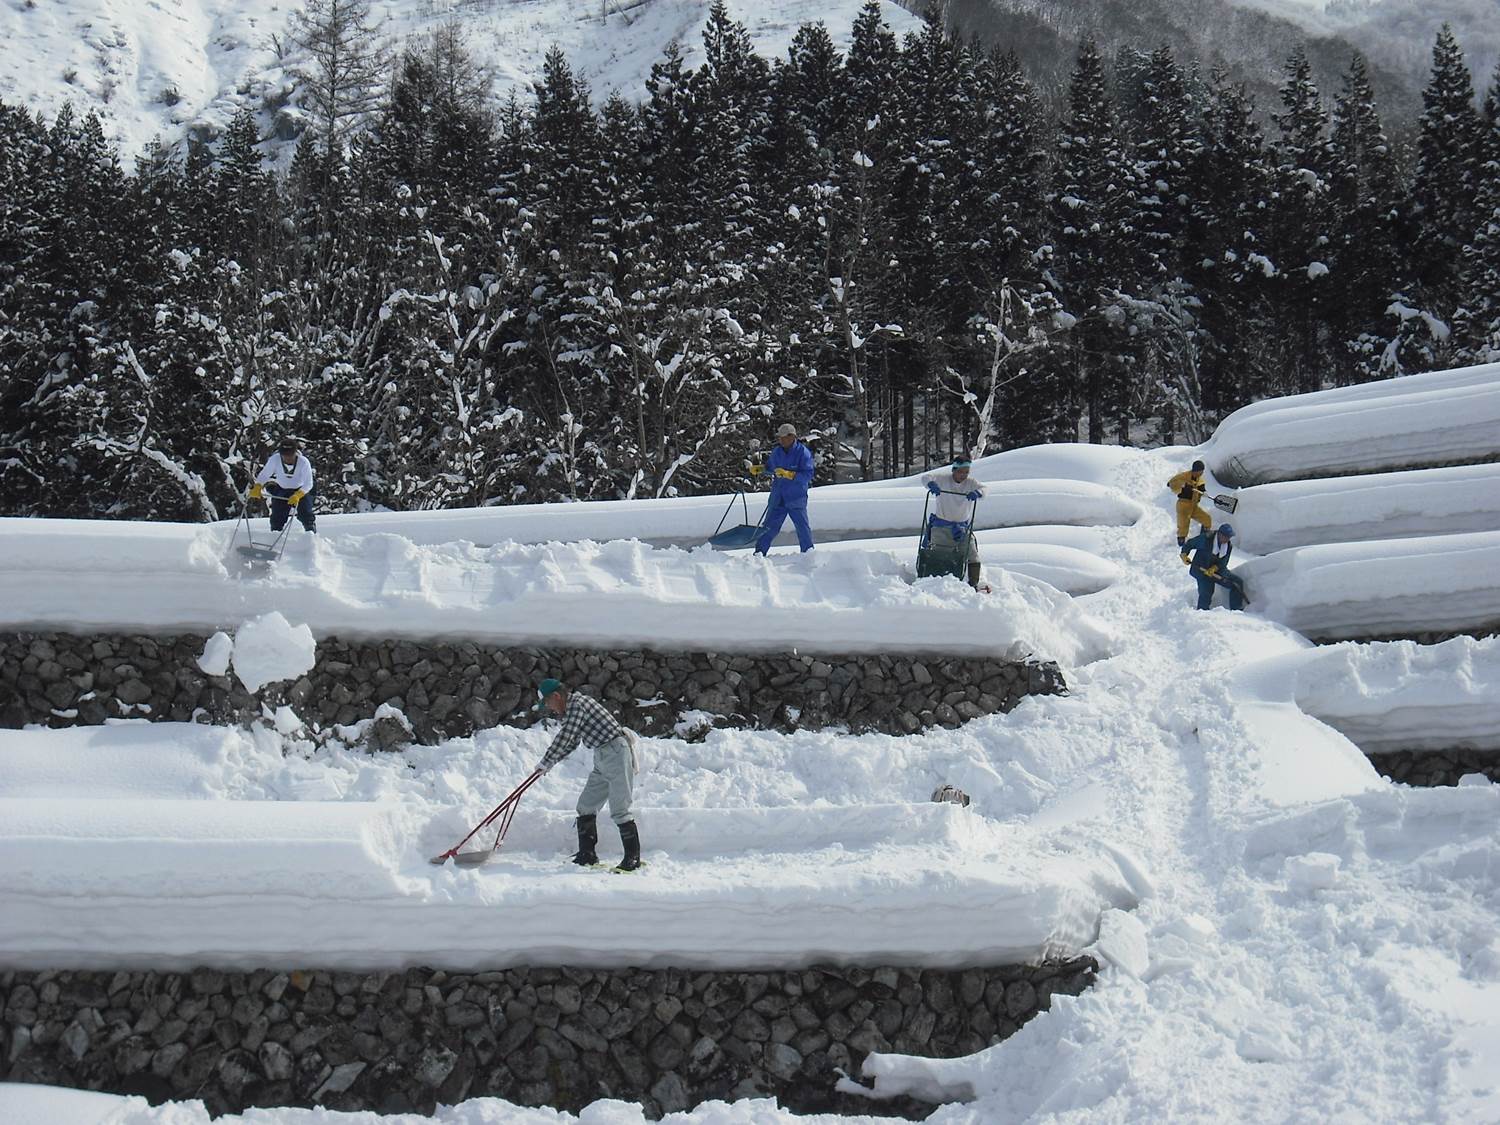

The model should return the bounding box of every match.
[4,366,1500,1123]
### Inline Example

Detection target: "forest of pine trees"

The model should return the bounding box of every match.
[1,1,1498,521]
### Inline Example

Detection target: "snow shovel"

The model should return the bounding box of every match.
[1212,494,1239,514]
[230,494,294,564]
[429,769,544,867]
[707,486,768,550]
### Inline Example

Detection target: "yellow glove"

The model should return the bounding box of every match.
[288,489,307,507]
[1201,564,1219,578]
[748,463,763,477]
[1180,554,1190,566]
[248,482,263,501]
[775,468,796,480]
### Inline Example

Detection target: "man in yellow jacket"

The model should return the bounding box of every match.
[1166,459,1212,548]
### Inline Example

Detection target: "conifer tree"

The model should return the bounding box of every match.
[1326,53,1399,381]
[1051,39,1142,442]
[290,0,388,154]
[1458,61,1500,360]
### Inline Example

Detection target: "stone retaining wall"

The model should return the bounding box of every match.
[1311,626,1500,646]
[1,960,1097,1118]
[0,632,1065,742]
[1367,749,1500,787]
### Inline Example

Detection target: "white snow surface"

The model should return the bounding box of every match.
[1240,636,1500,753]
[1228,462,1500,553]
[1238,530,1500,640]
[1203,361,1500,485]
[6,366,1500,1122]
[319,473,1144,548]
[0,513,1119,667]
[0,0,921,156]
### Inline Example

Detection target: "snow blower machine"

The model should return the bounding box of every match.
[916,488,980,581]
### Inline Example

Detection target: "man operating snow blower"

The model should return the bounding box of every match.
[921,459,987,588]
[249,436,317,535]
[534,678,642,872]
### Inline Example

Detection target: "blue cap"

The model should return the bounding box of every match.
[1218,524,1235,538]
[952,459,972,469]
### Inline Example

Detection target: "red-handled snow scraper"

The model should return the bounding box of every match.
[429,769,544,867]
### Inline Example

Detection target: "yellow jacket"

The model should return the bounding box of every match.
[1167,470,1206,503]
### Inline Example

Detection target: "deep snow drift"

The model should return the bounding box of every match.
[5,366,1500,1123]
[1204,361,1500,485]
[1228,462,1500,554]
[1240,530,1500,640]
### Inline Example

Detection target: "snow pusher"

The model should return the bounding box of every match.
[429,770,543,867]
[229,496,294,565]
[916,488,980,580]
[706,471,768,549]
[1212,493,1239,514]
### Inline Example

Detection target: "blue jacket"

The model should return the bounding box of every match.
[1183,531,1232,577]
[766,441,814,508]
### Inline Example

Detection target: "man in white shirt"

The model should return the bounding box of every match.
[921,459,986,588]
[248,436,317,534]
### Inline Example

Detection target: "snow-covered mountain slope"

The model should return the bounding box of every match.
[0,0,921,154]
[5,364,1500,1124]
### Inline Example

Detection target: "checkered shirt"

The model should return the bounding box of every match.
[538,692,624,772]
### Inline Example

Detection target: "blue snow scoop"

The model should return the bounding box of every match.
[707,487,768,550]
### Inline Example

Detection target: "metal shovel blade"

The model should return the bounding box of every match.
[1212,494,1239,514]
[237,545,279,561]
[451,849,494,868]
[427,850,491,866]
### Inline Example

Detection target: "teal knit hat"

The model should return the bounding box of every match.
[534,678,564,710]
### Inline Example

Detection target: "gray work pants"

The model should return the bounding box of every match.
[576,734,635,825]
[929,523,980,562]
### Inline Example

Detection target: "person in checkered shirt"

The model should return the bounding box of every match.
[536,677,641,871]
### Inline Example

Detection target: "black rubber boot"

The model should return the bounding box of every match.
[572,814,599,866]
[966,562,982,589]
[615,820,642,872]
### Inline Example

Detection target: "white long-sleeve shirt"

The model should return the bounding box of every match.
[921,468,986,523]
[255,452,314,494]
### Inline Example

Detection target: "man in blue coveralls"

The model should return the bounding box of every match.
[1181,523,1248,610]
[754,423,816,554]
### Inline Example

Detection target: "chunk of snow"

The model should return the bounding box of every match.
[197,631,232,677]
[1237,1022,1297,1063]
[272,706,303,735]
[1161,914,1217,946]
[1306,261,1329,279]
[1284,852,1342,893]
[231,612,315,694]
[1089,908,1149,979]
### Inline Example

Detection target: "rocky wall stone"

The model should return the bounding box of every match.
[0,632,1065,742]
[1366,748,1500,787]
[0,960,1096,1118]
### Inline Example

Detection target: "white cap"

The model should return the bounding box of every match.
[776,423,797,438]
